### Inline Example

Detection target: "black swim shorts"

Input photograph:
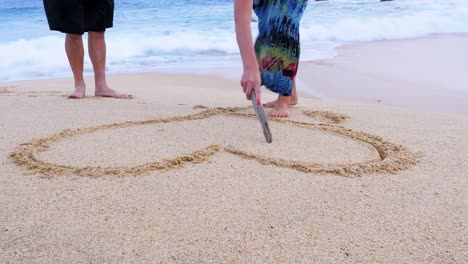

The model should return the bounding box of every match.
[43,0,114,34]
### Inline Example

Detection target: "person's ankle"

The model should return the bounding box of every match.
[278,95,291,103]
[74,80,85,89]
[95,80,108,89]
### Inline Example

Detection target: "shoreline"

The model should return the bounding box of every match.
[3,34,468,115]
[2,32,465,81]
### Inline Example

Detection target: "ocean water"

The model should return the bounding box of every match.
[0,0,467,82]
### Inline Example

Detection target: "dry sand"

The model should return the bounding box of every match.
[1,36,467,263]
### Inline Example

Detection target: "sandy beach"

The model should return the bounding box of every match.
[298,34,468,114]
[1,36,467,263]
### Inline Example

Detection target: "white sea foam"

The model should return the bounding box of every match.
[301,9,468,43]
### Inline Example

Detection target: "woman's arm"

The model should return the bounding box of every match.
[234,0,262,104]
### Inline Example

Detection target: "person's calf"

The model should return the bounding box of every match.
[86,32,131,99]
[65,34,86,99]
[88,31,107,82]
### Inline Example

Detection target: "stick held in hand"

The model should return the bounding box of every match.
[251,90,273,143]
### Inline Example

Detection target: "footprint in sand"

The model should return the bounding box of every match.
[10,106,420,178]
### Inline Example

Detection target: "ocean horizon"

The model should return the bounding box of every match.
[1,0,468,82]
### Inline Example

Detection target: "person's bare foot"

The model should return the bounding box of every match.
[264,82,298,108]
[270,96,290,118]
[95,84,132,99]
[68,84,86,99]
[263,96,298,108]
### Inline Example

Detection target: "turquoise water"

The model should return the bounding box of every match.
[1,0,468,81]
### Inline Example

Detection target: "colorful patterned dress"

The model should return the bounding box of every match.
[253,0,308,96]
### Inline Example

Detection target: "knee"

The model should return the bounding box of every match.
[66,34,83,42]
[88,32,105,40]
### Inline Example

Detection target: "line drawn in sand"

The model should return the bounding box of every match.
[0,86,64,97]
[10,106,420,178]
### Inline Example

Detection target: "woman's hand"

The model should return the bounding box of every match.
[241,68,262,105]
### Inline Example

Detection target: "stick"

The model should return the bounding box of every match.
[251,90,273,143]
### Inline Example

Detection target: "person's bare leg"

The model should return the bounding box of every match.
[88,31,131,98]
[270,95,291,117]
[65,34,86,99]
[264,81,298,108]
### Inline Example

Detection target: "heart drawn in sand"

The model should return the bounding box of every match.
[10,106,420,178]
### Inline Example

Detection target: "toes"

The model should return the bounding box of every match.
[270,109,290,118]
[270,111,288,118]
[116,94,132,99]
[68,93,84,99]
[113,93,130,99]
[95,93,132,99]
